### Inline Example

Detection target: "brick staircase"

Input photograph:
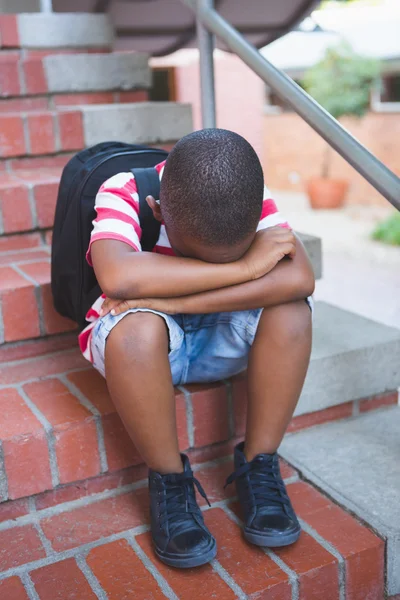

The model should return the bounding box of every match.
[0,11,399,600]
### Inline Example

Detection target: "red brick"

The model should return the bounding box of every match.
[289,481,385,600]
[22,58,47,95]
[18,260,50,285]
[279,457,298,480]
[58,111,84,151]
[0,114,25,157]
[102,412,142,472]
[53,92,114,106]
[0,525,45,570]
[194,460,235,506]
[23,378,101,483]
[45,229,53,245]
[0,250,50,267]
[3,433,53,500]
[34,462,148,510]
[2,285,41,342]
[0,577,29,600]
[41,283,77,335]
[9,153,73,170]
[359,390,398,413]
[186,382,230,447]
[0,231,41,252]
[0,387,43,439]
[273,531,340,600]
[33,180,59,228]
[0,16,20,47]
[0,97,48,112]
[0,182,33,234]
[0,265,31,292]
[289,403,354,433]
[175,387,189,450]
[0,349,87,386]
[138,532,236,599]
[87,539,167,600]
[232,374,247,436]
[30,558,97,600]
[0,53,21,96]
[0,333,76,364]
[188,438,239,465]
[118,90,149,103]
[41,488,149,551]
[68,369,114,414]
[27,113,56,155]
[0,497,30,523]
[205,508,291,599]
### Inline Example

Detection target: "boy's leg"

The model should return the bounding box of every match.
[103,311,216,567]
[226,299,311,548]
[245,299,312,460]
[105,312,183,474]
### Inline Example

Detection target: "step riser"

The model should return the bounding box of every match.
[0,103,192,159]
[0,349,396,503]
[0,52,150,99]
[0,14,113,50]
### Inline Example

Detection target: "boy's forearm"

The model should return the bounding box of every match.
[177,246,315,314]
[91,240,249,300]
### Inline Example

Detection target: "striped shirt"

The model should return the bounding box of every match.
[79,160,289,362]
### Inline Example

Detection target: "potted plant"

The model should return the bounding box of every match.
[301,43,380,209]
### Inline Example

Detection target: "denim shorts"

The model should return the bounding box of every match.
[90,308,264,386]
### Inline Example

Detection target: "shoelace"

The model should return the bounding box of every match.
[225,455,291,510]
[159,473,211,534]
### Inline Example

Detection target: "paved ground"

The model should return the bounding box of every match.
[274,191,400,330]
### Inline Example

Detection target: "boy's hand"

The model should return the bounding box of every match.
[241,227,296,281]
[100,296,182,317]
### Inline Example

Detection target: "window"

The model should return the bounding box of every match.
[149,67,177,102]
[371,73,400,112]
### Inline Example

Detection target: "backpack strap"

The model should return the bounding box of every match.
[131,167,162,252]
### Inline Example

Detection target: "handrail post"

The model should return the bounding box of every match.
[40,0,53,12]
[196,0,217,128]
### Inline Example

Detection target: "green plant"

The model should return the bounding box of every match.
[302,44,380,177]
[372,212,400,246]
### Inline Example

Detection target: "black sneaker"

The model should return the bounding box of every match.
[149,454,217,568]
[225,442,301,547]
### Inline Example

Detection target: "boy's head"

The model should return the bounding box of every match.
[148,128,264,263]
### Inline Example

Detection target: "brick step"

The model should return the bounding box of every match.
[0,102,192,159]
[0,302,398,503]
[0,50,150,99]
[0,455,385,600]
[0,233,75,343]
[0,13,113,50]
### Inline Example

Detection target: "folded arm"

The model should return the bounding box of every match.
[102,236,315,316]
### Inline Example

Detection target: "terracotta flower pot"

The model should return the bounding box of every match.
[306,177,349,209]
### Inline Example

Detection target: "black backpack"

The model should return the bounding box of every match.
[51,142,169,330]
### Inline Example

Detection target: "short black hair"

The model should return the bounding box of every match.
[160,128,264,246]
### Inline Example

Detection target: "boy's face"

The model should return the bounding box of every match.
[166,227,255,264]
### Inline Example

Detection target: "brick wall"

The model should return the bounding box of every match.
[170,51,265,161]
[263,111,400,206]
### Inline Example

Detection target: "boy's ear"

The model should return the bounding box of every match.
[146,195,162,222]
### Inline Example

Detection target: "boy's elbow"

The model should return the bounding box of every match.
[297,268,315,298]
[98,271,137,300]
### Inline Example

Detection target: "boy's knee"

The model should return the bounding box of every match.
[107,312,169,357]
[259,299,311,343]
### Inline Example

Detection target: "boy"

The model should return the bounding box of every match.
[79,128,315,568]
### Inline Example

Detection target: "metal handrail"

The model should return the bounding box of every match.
[184,0,400,211]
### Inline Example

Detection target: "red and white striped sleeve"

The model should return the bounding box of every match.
[257,185,290,231]
[86,171,142,266]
